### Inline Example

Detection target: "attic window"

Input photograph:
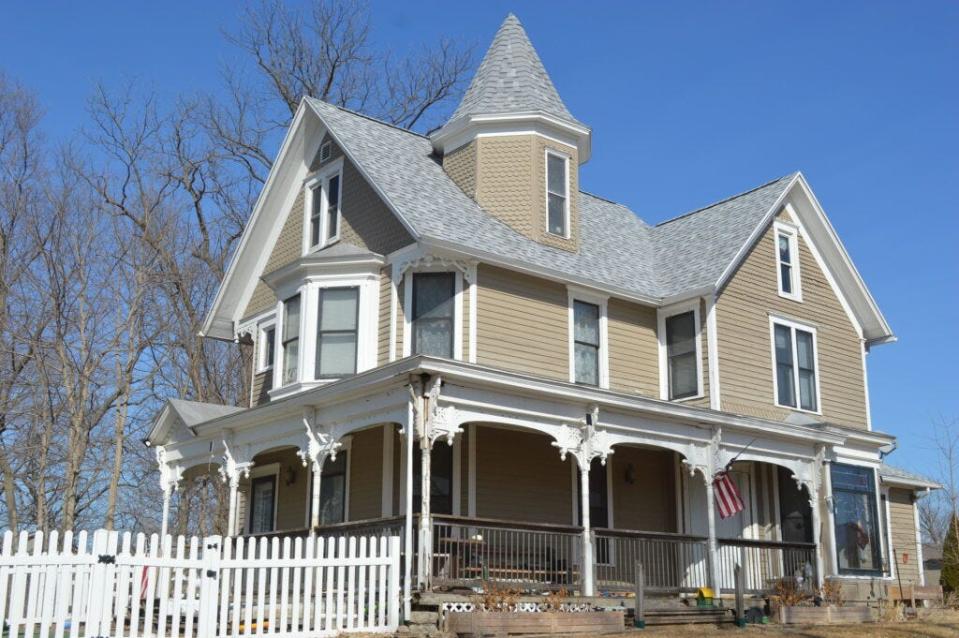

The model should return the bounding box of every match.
[546,150,569,237]
[319,141,332,163]
[306,161,343,251]
[775,222,802,301]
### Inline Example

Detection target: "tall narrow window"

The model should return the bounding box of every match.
[412,273,455,358]
[282,294,300,385]
[775,224,801,300]
[772,320,818,411]
[573,300,600,385]
[665,311,698,399]
[318,453,347,524]
[315,287,359,378]
[248,475,276,534]
[546,152,568,237]
[831,463,883,575]
[310,184,323,248]
[259,324,276,372]
[326,174,340,241]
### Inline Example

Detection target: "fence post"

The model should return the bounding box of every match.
[633,562,645,629]
[197,535,222,637]
[734,562,746,628]
[388,536,401,630]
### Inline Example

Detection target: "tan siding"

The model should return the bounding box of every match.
[474,136,578,253]
[377,268,392,365]
[244,189,306,318]
[475,265,568,381]
[888,488,921,585]
[395,275,406,360]
[250,371,272,407]
[607,299,658,396]
[716,211,868,427]
[443,141,476,198]
[475,426,573,524]
[611,447,676,532]
[348,427,383,521]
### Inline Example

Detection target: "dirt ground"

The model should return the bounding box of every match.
[597,609,959,638]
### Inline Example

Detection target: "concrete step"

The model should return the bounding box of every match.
[633,607,733,626]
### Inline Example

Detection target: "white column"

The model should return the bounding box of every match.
[417,436,432,589]
[579,460,595,596]
[808,485,824,588]
[310,458,324,532]
[403,411,414,619]
[227,475,240,536]
[160,484,172,541]
[704,475,720,596]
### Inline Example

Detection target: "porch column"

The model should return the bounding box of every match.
[417,434,432,589]
[403,407,414,618]
[156,446,179,541]
[578,460,595,596]
[808,484,824,588]
[160,484,173,540]
[704,474,720,595]
[310,457,325,531]
[227,474,240,536]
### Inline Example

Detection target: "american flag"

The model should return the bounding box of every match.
[714,471,745,519]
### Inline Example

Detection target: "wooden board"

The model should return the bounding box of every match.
[447,611,624,636]
[779,606,876,625]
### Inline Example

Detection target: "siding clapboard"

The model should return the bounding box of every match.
[888,488,921,585]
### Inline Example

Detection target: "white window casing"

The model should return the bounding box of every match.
[401,266,465,361]
[256,318,277,374]
[657,299,704,402]
[303,157,344,254]
[769,315,822,415]
[567,286,609,389]
[545,148,571,238]
[774,220,802,302]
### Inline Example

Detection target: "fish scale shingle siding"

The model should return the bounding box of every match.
[716,211,868,427]
[443,141,476,198]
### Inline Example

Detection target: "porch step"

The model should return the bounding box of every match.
[633,607,733,626]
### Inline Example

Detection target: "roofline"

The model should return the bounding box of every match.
[655,173,798,227]
[430,111,592,162]
[880,474,941,490]
[178,355,853,450]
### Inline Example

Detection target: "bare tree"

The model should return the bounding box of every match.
[918,417,958,548]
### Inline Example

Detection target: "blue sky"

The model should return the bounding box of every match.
[3,1,957,473]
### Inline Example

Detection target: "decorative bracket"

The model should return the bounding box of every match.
[425,376,462,446]
[156,446,184,493]
[552,405,613,468]
[300,407,342,468]
[397,254,476,284]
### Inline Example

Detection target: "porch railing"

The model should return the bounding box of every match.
[717,538,817,594]
[431,515,581,590]
[593,528,710,592]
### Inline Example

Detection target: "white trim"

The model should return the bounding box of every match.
[468,265,478,364]
[567,287,609,389]
[570,459,579,526]
[249,462,281,533]
[861,340,872,431]
[824,461,838,577]
[657,299,704,402]
[545,148,571,239]
[467,424,477,518]
[882,487,896,579]
[774,220,803,302]
[914,492,926,586]
[771,464,783,541]
[256,317,277,374]
[381,424,394,517]
[302,157,344,255]
[769,315,823,415]
[705,296,721,410]
[452,436,462,516]
[430,112,591,162]
[402,268,465,361]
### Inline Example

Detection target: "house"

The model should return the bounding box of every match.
[147,14,935,609]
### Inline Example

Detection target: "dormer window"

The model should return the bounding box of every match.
[306,161,343,252]
[546,150,569,237]
[775,222,801,301]
[281,294,301,385]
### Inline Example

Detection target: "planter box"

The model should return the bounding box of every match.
[779,605,876,625]
[446,610,624,636]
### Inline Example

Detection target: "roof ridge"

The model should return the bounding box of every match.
[308,97,429,139]
[654,172,798,227]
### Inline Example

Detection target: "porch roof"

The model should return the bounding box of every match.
[879,463,940,490]
[162,356,888,452]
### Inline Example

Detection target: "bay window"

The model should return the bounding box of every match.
[831,463,883,575]
[412,273,455,358]
[315,287,359,378]
[281,294,301,385]
[573,300,600,385]
[772,319,818,412]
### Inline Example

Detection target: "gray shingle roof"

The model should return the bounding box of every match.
[879,463,941,489]
[448,14,582,128]
[168,399,244,427]
[308,98,794,301]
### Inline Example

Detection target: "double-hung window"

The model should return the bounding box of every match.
[831,463,883,575]
[412,273,455,358]
[665,311,699,399]
[258,324,276,372]
[308,168,343,250]
[546,151,569,237]
[315,287,359,378]
[772,319,818,412]
[573,300,600,385]
[248,474,276,534]
[281,294,301,385]
[775,223,801,300]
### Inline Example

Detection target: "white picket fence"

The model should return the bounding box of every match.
[0,529,401,637]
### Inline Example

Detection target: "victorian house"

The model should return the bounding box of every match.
[148,14,934,611]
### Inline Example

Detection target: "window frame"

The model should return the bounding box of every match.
[303,158,344,253]
[830,462,885,577]
[774,221,802,302]
[657,300,704,402]
[567,288,609,389]
[257,319,277,373]
[279,294,302,387]
[411,272,456,359]
[545,148,571,239]
[769,316,821,414]
[247,463,280,535]
[401,264,464,361]
[314,286,360,379]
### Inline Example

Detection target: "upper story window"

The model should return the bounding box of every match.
[412,273,455,358]
[775,222,802,301]
[546,150,569,237]
[315,287,359,378]
[665,311,698,399]
[307,163,343,251]
[573,300,600,385]
[281,294,301,385]
[831,463,883,575]
[257,322,276,373]
[772,318,818,412]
